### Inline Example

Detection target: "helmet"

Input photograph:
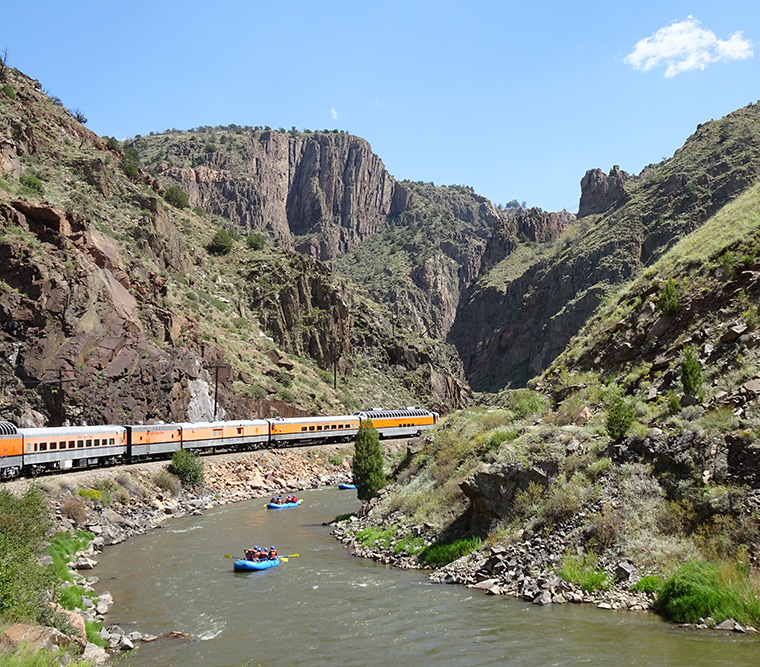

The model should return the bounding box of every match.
[254,546,260,550]
[270,546,275,550]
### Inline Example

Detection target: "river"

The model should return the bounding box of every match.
[93,487,759,666]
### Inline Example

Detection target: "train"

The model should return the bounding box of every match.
[0,407,439,479]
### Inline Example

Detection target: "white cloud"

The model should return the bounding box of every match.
[624,16,753,77]
[331,108,338,120]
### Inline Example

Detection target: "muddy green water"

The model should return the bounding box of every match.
[93,488,758,666]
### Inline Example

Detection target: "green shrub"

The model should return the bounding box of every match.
[0,485,55,624]
[19,173,44,195]
[355,525,396,549]
[85,619,108,647]
[511,480,545,520]
[605,393,635,440]
[105,136,120,150]
[45,530,94,584]
[505,388,548,420]
[207,228,234,255]
[246,233,266,250]
[0,646,93,666]
[481,428,518,455]
[667,389,681,416]
[123,161,138,179]
[1,84,16,99]
[164,185,189,209]
[681,345,703,398]
[654,561,760,624]
[123,146,140,164]
[657,278,679,315]
[419,536,482,568]
[169,449,204,487]
[558,553,611,592]
[631,574,663,595]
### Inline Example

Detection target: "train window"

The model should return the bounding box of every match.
[109,438,115,445]
[94,439,100,447]
[39,442,47,451]
[301,427,307,432]
[309,426,315,431]
[86,440,92,447]
[77,440,84,448]
[213,429,222,438]
[26,444,31,453]
[237,427,243,434]
[50,442,57,450]
[331,424,337,430]
[316,425,322,431]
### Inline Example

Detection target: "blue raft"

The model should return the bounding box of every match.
[266,499,303,509]
[338,483,356,490]
[233,557,280,572]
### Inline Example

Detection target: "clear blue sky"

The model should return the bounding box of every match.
[3,1,758,213]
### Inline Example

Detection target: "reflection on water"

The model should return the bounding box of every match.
[94,488,759,666]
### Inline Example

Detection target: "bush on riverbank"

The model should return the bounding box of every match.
[170,450,205,487]
[654,560,760,624]
[0,485,59,627]
[0,646,92,667]
[420,536,483,568]
[557,553,612,592]
[46,530,93,583]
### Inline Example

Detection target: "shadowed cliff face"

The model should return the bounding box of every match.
[452,105,760,391]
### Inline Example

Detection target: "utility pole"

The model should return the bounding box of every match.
[207,364,229,421]
[52,369,74,426]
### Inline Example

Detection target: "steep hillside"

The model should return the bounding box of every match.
[0,67,468,427]
[452,104,760,391]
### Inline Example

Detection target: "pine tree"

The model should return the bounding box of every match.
[352,420,386,501]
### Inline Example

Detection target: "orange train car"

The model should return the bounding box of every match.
[0,421,23,479]
[268,415,360,445]
[355,407,439,438]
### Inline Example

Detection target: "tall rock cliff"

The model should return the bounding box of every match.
[135,130,404,260]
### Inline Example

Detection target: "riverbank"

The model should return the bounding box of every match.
[1,444,354,663]
[331,489,758,635]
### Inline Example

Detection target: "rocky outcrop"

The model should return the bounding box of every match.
[480,207,570,271]
[459,461,559,535]
[578,165,630,218]
[152,131,404,260]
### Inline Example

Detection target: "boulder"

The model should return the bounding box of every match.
[0,624,72,653]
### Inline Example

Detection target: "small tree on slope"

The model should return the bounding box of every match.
[352,420,386,501]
